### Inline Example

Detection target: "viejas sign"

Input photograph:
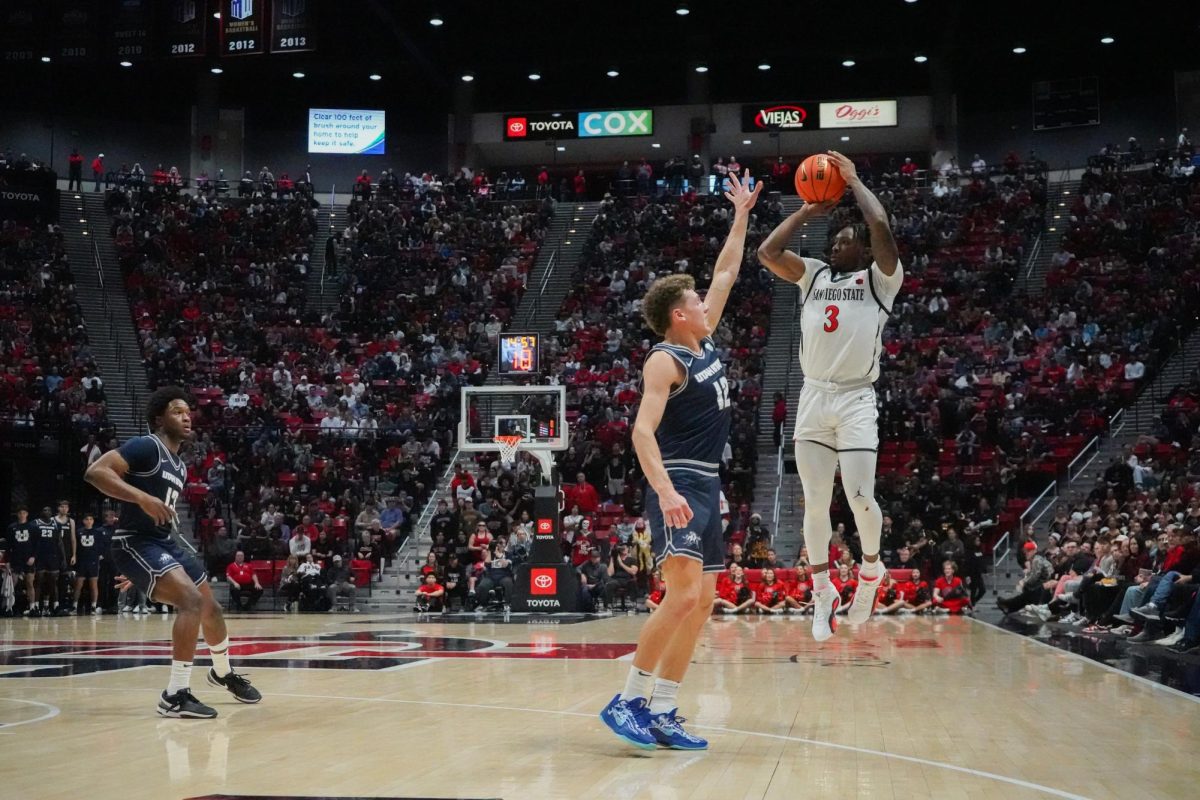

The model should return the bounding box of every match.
[504,109,654,141]
[741,103,818,132]
[818,99,898,129]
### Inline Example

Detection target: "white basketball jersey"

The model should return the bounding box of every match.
[796,257,903,384]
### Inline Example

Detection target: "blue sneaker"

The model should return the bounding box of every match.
[647,708,708,750]
[599,694,656,749]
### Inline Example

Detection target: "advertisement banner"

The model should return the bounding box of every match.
[222,0,265,56]
[1,1,45,64]
[159,0,207,58]
[577,109,653,138]
[818,100,899,129]
[504,113,577,141]
[0,186,59,222]
[741,102,818,132]
[111,0,151,62]
[54,0,99,63]
[504,109,654,141]
[269,0,314,53]
[308,108,385,155]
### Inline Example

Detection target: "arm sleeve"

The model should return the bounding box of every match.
[797,258,827,298]
[117,436,159,475]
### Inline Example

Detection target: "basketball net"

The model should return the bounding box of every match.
[493,433,525,469]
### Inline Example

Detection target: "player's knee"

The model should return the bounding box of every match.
[664,583,702,615]
[176,585,203,614]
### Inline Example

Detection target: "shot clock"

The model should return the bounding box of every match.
[498,333,540,375]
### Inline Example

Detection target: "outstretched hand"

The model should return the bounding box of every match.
[826,151,859,184]
[723,168,763,213]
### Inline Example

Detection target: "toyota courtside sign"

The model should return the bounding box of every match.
[818,99,899,129]
[530,568,557,595]
[741,103,818,132]
[504,109,653,141]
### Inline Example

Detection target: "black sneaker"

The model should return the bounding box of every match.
[157,689,218,719]
[206,668,262,704]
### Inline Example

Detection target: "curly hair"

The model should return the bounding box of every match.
[641,273,695,337]
[145,385,194,430]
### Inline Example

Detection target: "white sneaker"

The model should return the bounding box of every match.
[1155,629,1185,647]
[811,586,841,643]
[847,568,883,624]
[121,605,132,613]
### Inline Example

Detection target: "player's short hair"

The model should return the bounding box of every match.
[145,385,194,430]
[641,273,695,337]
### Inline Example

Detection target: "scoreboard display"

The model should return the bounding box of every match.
[498,333,540,375]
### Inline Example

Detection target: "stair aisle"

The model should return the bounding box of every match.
[305,200,346,315]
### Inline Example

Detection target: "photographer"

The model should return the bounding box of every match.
[471,541,515,609]
[605,543,640,609]
[577,547,609,612]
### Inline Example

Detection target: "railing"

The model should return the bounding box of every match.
[1018,233,1042,286]
[770,286,802,535]
[1066,435,1100,483]
[320,185,336,300]
[396,453,463,571]
[993,479,1057,569]
[517,247,559,329]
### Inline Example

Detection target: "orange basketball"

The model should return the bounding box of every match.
[794,154,847,203]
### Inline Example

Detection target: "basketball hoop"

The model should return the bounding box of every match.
[493,433,525,469]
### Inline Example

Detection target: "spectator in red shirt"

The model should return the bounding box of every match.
[415,572,445,613]
[67,148,83,191]
[225,551,263,612]
[771,157,792,193]
[573,169,587,199]
[566,472,600,514]
[450,465,476,504]
[786,566,813,612]
[876,572,907,614]
[467,521,493,564]
[91,153,104,191]
[754,568,788,614]
[354,169,372,199]
[772,391,787,448]
[831,562,858,608]
[900,568,934,613]
[934,560,971,614]
[714,564,755,613]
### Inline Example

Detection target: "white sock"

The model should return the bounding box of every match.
[166,660,192,695]
[209,637,232,677]
[648,678,680,715]
[813,570,832,593]
[859,559,882,582]
[620,667,654,702]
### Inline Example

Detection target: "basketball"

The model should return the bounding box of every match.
[795,153,847,203]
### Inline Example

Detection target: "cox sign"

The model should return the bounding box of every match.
[818,100,898,129]
[577,109,653,138]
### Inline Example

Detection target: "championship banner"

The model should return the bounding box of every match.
[0,1,45,64]
[222,0,266,56]
[269,0,314,54]
[159,0,207,58]
[54,0,99,63]
[111,0,151,62]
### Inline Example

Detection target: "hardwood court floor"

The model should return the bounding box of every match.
[1,611,1197,800]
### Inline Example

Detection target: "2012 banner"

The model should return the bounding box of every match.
[222,0,265,56]
[160,0,207,58]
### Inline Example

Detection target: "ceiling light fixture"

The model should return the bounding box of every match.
[213,11,221,18]
[40,55,51,63]
[210,67,223,74]
[528,72,541,81]
[840,135,850,141]
[556,146,566,152]
[742,139,751,145]
[694,64,708,73]
[675,4,690,15]
[369,73,382,81]
[606,68,619,77]
[461,72,474,82]
[914,54,927,63]
[119,60,132,67]
[429,15,444,26]
[1100,36,1114,44]
[651,143,661,149]
[292,71,305,78]
[842,59,856,67]
[757,62,771,71]
[1012,46,1027,54]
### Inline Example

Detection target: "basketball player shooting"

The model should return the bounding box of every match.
[84,386,262,718]
[757,151,902,642]
[600,170,761,750]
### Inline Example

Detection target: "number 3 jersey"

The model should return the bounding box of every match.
[115,434,186,539]
[648,336,731,471]
[796,257,904,385]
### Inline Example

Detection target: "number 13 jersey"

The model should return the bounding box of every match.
[115,433,187,539]
[797,258,903,385]
[649,336,731,471]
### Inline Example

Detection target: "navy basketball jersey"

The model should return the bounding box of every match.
[33,517,61,556]
[115,434,187,539]
[76,526,105,563]
[649,336,731,470]
[6,520,35,560]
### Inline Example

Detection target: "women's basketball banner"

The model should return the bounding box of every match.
[222,0,266,56]
[270,0,314,53]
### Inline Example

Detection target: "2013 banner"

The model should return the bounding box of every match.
[270,0,314,53]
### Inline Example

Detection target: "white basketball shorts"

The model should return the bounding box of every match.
[792,382,879,452]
